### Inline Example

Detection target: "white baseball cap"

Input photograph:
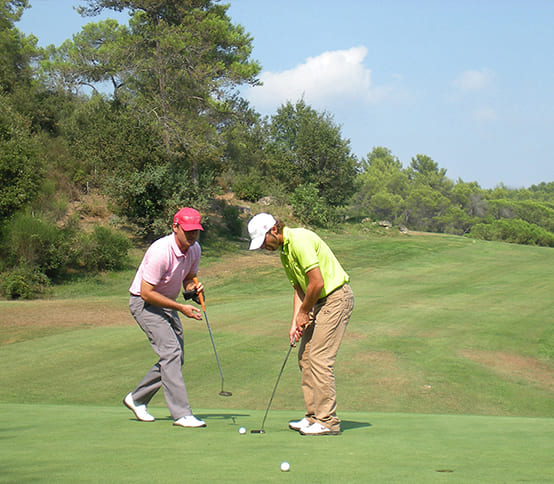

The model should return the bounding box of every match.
[248,213,277,250]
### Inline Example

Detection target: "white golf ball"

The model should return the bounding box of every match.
[238,427,246,434]
[280,461,290,472]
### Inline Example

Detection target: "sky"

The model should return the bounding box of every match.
[17,0,554,189]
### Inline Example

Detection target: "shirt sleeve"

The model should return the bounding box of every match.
[141,244,169,286]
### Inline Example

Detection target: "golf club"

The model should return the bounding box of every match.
[192,277,232,397]
[251,342,295,434]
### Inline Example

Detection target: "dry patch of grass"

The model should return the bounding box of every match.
[461,349,554,392]
[0,300,131,345]
[203,249,281,279]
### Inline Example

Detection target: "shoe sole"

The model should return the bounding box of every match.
[123,397,155,422]
[172,422,207,428]
[299,429,341,436]
[289,420,312,432]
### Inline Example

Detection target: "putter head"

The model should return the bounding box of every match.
[250,429,265,434]
[219,391,232,397]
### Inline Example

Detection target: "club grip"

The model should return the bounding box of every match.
[192,277,206,311]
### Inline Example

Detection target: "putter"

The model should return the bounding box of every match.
[192,277,232,397]
[251,342,295,434]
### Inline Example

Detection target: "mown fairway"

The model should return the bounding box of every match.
[1,230,552,482]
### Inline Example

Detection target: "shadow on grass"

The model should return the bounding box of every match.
[156,413,251,424]
[341,420,372,432]
[198,413,251,423]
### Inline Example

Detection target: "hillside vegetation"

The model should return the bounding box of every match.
[1,1,553,299]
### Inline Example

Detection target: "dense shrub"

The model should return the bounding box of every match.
[486,199,554,232]
[468,219,554,247]
[0,212,73,279]
[231,173,266,202]
[0,213,131,298]
[73,226,131,271]
[291,183,334,227]
[222,205,242,237]
[108,164,216,240]
[0,265,51,299]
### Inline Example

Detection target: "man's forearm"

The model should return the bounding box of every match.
[299,267,324,313]
[142,290,180,311]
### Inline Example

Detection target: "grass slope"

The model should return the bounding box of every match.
[0,231,552,482]
[0,231,552,416]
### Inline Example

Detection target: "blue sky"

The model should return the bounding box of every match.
[17,0,554,188]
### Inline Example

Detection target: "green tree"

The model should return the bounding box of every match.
[40,19,131,98]
[75,0,260,174]
[0,0,37,94]
[39,0,262,237]
[527,181,554,203]
[450,180,487,217]
[409,154,453,196]
[404,185,451,232]
[266,99,358,207]
[59,95,165,189]
[486,199,554,233]
[0,95,42,221]
[221,97,270,199]
[368,191,404,222]
[353,147,409,220]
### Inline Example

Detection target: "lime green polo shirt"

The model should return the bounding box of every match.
[279,227,349,297]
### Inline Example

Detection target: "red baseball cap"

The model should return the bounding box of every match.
[173,207,204,231]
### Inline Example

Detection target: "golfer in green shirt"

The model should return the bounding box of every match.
[248,213,354,435]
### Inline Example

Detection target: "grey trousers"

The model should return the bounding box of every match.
[129,295,192,420]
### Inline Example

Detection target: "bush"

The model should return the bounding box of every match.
[468,219,554,247]
[108,164,216,240]
[0,212,72,279]
[0,265,51,300]
[73,226,131,271]
[0,213,132,298]
[231,173,266,202]
[222,205,242,237]
[487,199,554,232]
[291,183,334,227]
[107,165,171,239]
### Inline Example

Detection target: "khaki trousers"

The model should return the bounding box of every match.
[298,284,354,432]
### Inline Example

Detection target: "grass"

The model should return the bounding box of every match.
[0,230,552,482]
[1,404,552,483]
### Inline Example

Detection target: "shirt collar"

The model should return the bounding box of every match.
[171,233,185,257]
[281,226,290,255]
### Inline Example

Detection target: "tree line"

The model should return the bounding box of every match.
[1,0,553,298]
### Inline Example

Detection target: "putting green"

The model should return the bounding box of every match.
[1,403,552,483]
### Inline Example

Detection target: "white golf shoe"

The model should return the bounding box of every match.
[173,415,206,428]
[288,417,312,431]
[123,392,155,422]
[299,422,340,436]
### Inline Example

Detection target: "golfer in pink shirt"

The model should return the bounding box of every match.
[124,207,207,428]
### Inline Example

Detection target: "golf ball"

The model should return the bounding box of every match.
[280,461,290,472]
[238,427,246,434]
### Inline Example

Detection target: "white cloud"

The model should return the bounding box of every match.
[452,68,495,91]
[246,46,389,110]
